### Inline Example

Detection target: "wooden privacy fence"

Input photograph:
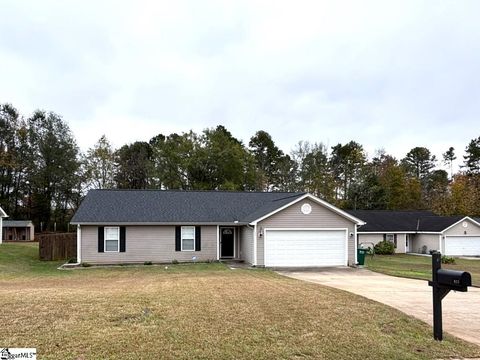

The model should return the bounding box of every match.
[38,233,77,261]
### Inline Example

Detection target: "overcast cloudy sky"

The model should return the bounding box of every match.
[1,1,479,167]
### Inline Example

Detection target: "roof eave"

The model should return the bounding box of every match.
[70,221,249,226]
[358,230,443,234]
[249,193,366,226]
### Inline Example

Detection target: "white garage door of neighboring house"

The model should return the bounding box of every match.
[445,236,480,256]
[264,229,347,267]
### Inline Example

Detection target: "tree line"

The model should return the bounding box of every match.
[1,103,479,232]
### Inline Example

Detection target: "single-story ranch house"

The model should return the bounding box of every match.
[71,190,365,267]
[349,210,480,256]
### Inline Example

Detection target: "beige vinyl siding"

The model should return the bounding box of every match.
[413,234,440,254]
[443,218,480,236]
[358,233,407,253]
[256,198,356,266]
[239,226,254,265]
[80,225,217,264]
[358,234,384,247]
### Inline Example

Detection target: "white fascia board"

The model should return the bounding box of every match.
[70,221,247,226]
[358,231,417,234]
[358,231,442,235]
[444,234,480,237]
[440,216,480,233]
[250,193,366,226]
[0,206,7,218]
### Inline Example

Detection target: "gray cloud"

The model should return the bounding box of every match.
[1,0,479,171]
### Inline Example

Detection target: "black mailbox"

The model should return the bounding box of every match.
[428,252,473,341]
[437,269,472,291]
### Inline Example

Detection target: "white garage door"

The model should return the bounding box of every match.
[445,236,480,256]
[264,229,347,267]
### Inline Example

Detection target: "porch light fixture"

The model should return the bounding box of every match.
[259,227,263,237]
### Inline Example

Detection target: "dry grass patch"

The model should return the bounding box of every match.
[1,243,479,359]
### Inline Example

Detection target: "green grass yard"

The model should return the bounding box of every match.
[1,243,479,359]
[365,253,480,287]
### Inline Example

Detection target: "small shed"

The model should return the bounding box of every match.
[2,220,35,241]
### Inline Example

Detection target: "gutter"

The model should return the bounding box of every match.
[70,221,249,226]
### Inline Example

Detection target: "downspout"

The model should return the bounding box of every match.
[247,224,257,266]
[76,224,82,264]
[216,225,220,261]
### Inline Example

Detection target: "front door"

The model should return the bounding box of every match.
[221,228,234,258]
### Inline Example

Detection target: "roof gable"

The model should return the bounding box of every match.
[0,206,7,218]
[249,193,365,225]
[442,216,480,234]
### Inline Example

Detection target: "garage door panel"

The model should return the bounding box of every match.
[445,236,480,256]
[265,230,346,267]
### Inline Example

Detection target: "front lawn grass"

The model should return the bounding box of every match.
[365,253,480,287]
[0,242,66,277]
[1,244,479,359]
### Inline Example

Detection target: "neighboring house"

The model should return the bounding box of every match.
[349,210,480,256]
[2,220,35,241]
[70,190,365,267]
[0,206,7,244]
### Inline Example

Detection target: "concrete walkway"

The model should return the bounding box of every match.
[279,268,480,346]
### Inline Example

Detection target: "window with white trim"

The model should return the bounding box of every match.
[386,233,397,248]
[181,226,195,251]
[105,227,119,252]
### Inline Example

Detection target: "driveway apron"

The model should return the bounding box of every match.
[279,268,480,346]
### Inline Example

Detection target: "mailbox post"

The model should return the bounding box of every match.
[428,252,472,341]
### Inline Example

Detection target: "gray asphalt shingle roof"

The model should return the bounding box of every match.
[2,220,34,227]
[70,190,307,224]
[348,210,471,233]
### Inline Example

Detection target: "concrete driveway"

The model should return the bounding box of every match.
[279,268,480,346]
